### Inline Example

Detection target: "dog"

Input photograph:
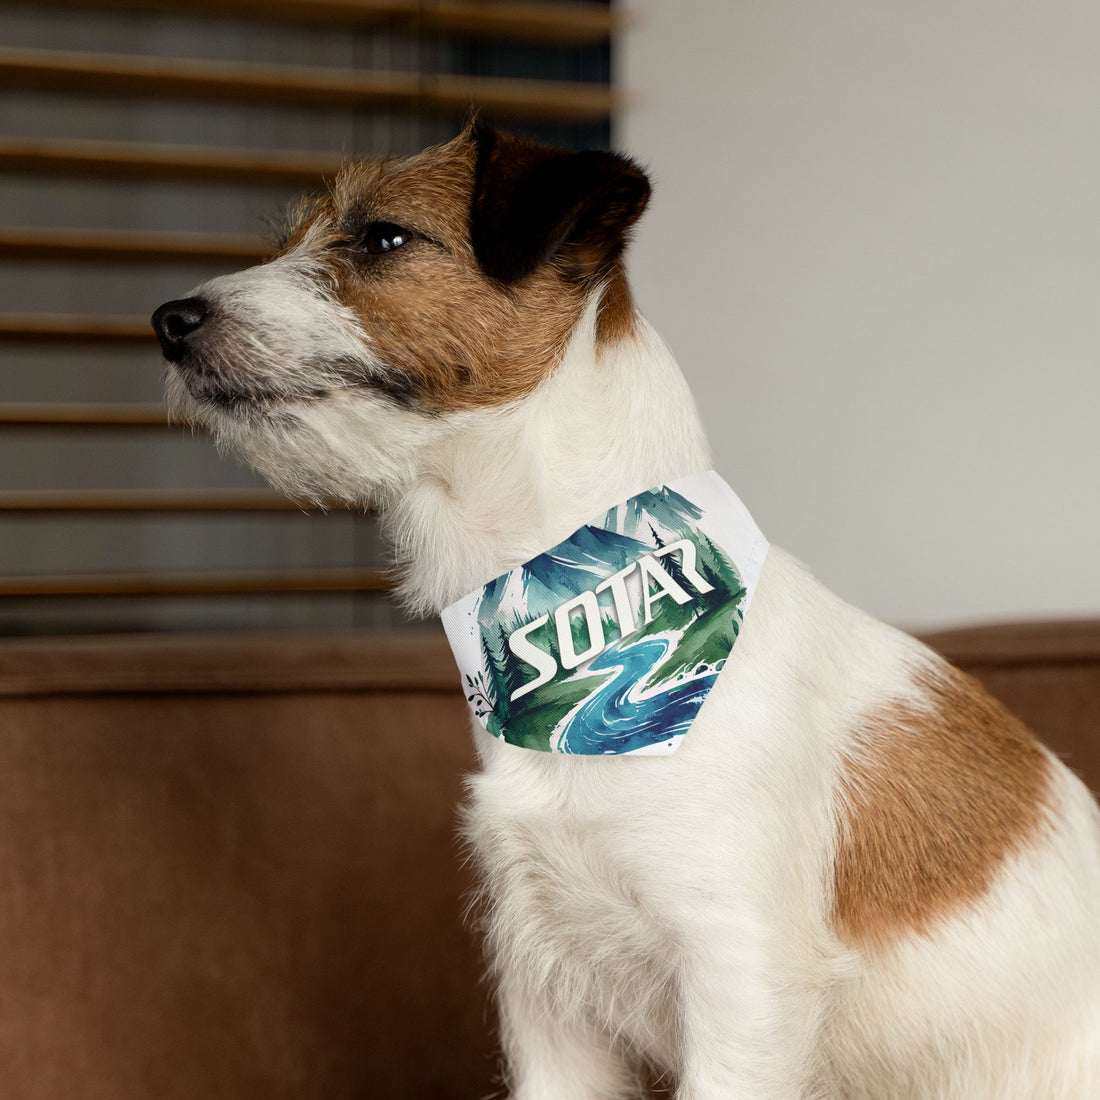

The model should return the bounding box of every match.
[152,123,1100,1099]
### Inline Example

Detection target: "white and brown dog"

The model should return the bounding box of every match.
[153,124,1100,1099]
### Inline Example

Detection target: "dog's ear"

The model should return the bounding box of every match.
[469,123,651,285]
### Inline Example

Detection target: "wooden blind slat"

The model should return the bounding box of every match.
[425,0,617,44]
[0,490,319,513]
[0,227,268,265]
[0,314,154,344]
[0,137,342,187]
[0,48,620,123]
[0,404,168,427]
[0,568,392,598]
[20,0,617,45]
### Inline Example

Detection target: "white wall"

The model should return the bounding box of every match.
[619,0,1100,629]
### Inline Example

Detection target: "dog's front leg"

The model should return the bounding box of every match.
[673,933,830,1100]
[498,968,643,1100]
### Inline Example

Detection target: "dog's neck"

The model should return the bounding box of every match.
[386,298,713,616]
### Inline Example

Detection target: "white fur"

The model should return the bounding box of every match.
[167,251,1100,1098]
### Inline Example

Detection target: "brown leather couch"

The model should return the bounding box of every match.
[0,622,1096,1098]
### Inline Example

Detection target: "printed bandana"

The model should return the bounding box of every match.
[441,471,769,756]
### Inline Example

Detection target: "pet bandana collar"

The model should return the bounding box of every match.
[440,470,769,756]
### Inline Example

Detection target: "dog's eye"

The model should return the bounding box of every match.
[358,222,415,255]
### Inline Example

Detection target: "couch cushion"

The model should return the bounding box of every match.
[0,630,496,1100]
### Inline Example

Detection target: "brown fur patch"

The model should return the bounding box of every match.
[832,665,1052,950]
[595,260,639,347]
[281,134,592,411]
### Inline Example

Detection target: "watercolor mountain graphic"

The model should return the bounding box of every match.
[468,485,748,754]
[478,524,654,633]
[601,485,706,545]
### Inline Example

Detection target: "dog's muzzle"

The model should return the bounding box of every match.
[151,297,208,363]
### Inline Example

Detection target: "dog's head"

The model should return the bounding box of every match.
[152,124,650,505]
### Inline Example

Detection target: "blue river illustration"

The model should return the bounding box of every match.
[553,632,721,755]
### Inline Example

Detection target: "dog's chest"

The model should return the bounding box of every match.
[466,758,682,1054]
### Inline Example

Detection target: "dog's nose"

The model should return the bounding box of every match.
[151,297,208,362]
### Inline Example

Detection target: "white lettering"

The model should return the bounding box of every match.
[555,590,606,670]
[595,562,639,641]
[505,537,719,700]
[654,538,715,595]
[638,554,692,624]
[507,614,556,702]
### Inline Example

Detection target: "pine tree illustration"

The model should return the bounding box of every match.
[479,634,500,708]
[696,531,732,591]
[654,527,697,594]
[646,521,712,633]
[495,622,535,706]
[484,624,516,709]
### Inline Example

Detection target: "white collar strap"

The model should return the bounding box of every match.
[441,470,769,755]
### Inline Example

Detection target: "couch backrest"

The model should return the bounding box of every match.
[925,619,1100,797]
